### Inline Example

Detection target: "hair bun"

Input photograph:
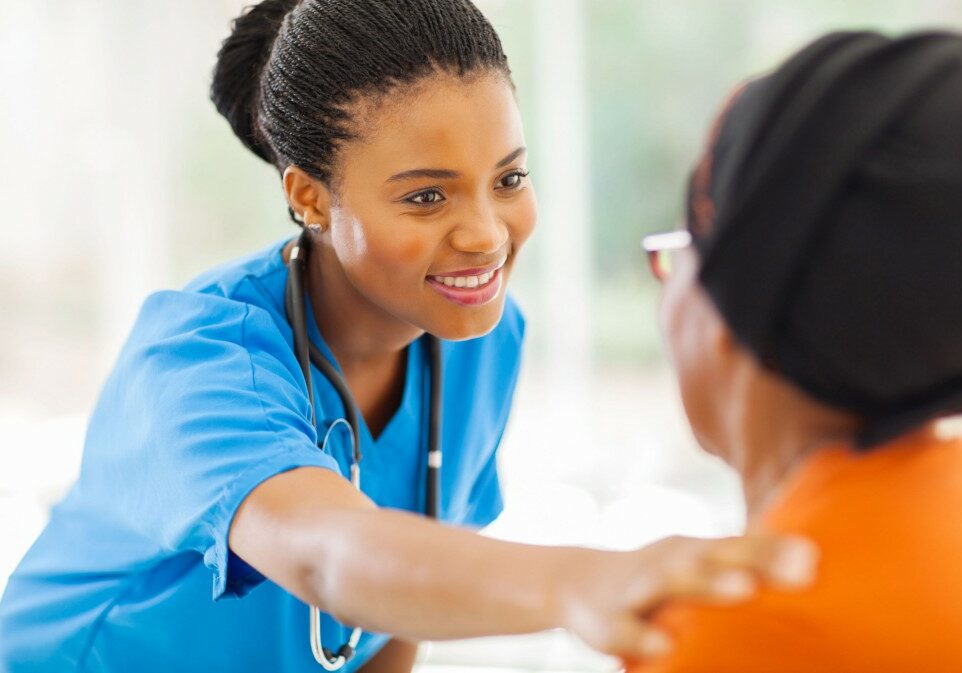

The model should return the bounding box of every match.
[210,0,300,163]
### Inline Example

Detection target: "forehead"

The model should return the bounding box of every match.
[342,72,525,175]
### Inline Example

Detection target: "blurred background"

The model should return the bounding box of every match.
[1,1,960,671]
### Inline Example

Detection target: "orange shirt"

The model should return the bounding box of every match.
[634,430,962,673]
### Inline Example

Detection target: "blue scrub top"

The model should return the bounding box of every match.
[0,238,525,673]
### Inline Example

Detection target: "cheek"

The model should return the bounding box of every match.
[661,284,717,441]
[509,190,538,249]
[395,236,430,268]
[330,212,369,265]
[333,212,432,276]
[659,278,688,369]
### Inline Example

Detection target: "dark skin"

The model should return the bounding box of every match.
[359,638,419,673]
[231,72,818,666]
[281,73,533,435]
[346,351,406,439]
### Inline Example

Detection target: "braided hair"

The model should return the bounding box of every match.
[211,0,511,218]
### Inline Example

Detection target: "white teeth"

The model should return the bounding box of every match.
[433,269,499,289]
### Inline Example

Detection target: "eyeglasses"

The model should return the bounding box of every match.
[641,230,692,282]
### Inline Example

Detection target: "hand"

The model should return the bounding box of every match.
[557,534,818,661]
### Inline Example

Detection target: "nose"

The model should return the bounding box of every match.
[449,200,509,254]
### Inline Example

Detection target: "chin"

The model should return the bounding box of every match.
[689,419,739,468]
[678,387,727,461]
[692,426,722,458]
[429,301,506,342]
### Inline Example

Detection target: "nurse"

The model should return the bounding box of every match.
[0,1,815,671]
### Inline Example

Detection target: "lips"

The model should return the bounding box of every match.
[426,262,506,307]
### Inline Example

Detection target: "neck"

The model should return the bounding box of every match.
[725,369,860,519]
[735,425,837,519]
[297,240,424,372]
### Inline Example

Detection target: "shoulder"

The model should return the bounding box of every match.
[116,286,300,404]
[94,288,312,453]
[182,237,290,299]
[123,237,294,365]
[637,438,962,673]
[128,289,283,354]
[636,598,841,673]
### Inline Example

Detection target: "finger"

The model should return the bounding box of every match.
[622,566,756,623]
[654,566,757,611]
[600,617,673,662]
[623,538,757,616]
[677,566,757,600]
[638,626,673,661]
[700,533,819,589]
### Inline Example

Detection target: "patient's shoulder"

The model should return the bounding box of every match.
[634,434,962,673]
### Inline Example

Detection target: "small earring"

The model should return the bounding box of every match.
[306,222,323,235]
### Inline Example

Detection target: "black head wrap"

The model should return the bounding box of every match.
[687,31,962,447]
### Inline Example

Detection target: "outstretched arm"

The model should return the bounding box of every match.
[229,466,816,660]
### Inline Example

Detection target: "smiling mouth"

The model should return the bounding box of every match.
[428,257,507,287]
[426,261,507,306]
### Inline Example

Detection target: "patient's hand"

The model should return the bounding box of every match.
[558,534,818,661]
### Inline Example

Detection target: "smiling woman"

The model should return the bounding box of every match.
[281,71,536,352]
[0,1,813,672]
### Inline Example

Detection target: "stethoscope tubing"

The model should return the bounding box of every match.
[284,229,442,668]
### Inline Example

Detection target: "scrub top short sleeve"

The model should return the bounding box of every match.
[86,290,340,601]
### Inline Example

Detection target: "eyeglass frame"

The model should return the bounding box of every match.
[641,230,692,281]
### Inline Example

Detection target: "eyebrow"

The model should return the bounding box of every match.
[386,146,527,183]
[496,146,527,168]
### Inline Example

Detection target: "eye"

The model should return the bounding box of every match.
[404,189,446,206]
[497,169,530,191]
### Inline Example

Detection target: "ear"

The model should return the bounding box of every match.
[714,319,738,357]
[283,166,334,231]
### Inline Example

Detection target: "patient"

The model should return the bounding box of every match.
[636,30,962,672]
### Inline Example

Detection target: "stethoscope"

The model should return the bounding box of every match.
[284,229,443,670]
